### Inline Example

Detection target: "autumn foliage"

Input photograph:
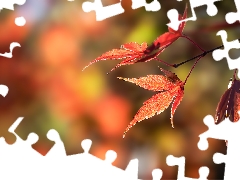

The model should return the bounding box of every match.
[82,5,188,73]
[83,5,239,138]
[215,70,240,124]
[118,68,184,138]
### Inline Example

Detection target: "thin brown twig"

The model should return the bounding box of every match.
[173,44,224,68]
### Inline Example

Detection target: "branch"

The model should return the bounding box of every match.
[173,44,224,68]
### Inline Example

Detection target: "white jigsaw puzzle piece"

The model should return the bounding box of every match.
[167,0,221,31]
[82,0,125,21]
[66,139,140,180]
[6,117,41,159]
[212,30,240,78]
[0,0,27,27]
[15,16,26,26]
[82,0,161,21]
[45,129,67,157]
[151,169,163,180]
[225,0,240,24]
[0,114,165,179]
[0,42,20,58]
[0,85,9,97]
[131,0,161,12]
[0,0,26,11]
[166,155,209,180]
[198,114,240,180]
[0,1,26,63]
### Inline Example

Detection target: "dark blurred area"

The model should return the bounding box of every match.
[0,0,239,179]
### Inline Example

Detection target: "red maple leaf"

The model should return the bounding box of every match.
[151,4,187,51]
[215,75,240,124]
[118,68,184,138]
[82,6,188,72]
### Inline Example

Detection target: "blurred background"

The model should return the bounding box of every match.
[0,0,239,179]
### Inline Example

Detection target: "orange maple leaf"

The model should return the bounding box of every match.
[118,68,184,138]
[82,6,188,72]
[215,75,240,124]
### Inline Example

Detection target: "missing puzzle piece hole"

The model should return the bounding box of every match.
[229,48,240,60]
[166,155,180,166]
[198,137,209,151]
[47,129,60,141]
[81,139,92,153]
[198,166,209,178]
[15,16,26,26]
[213,152,225,164]
[0,85,9,97]
[26,132,39,144]
[152,169,163,180]
[82,2,93,13]
[105,150,117,164]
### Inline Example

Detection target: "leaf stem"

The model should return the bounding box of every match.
[154,57,175,67]
[234,69,237,80]
[183,56,202,85]
[181,35,205,52]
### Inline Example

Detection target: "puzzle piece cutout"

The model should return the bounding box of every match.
[198,114,240,179]
[82,0,161,21]
[225,0,240,24]
[5,115,232,180]
[0,85,9,97]
[131,0,161,12]
[0,42,20,58]
[45,129,67,157]
[15,16,26,26]
[0,117,166,179]
[166,155,209,179]
[167,0,221,31]
[67,139,141,180]
[212,30,240,78]
[0,0,26,11]
[0,121,56,180]
[63,138,163,179]
[0,118,43,180]
[82,0,125,21]
[0,1,26,26]
[152,169,163,180]
[0,1,27,58]
[1,89,237,179]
